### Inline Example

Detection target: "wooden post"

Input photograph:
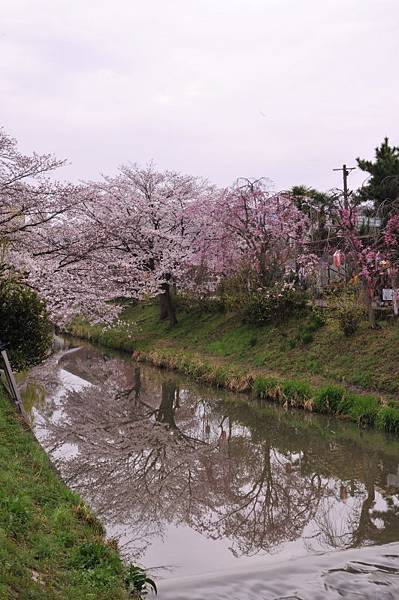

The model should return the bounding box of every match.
[0,342,24,415]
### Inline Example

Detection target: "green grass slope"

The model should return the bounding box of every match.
[0,387,129,600]
[69,302,399,398]
[67,302,399,433]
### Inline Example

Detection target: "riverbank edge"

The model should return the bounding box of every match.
[0,385,131,598]
[66,316,399,436]
[131,348,399,434]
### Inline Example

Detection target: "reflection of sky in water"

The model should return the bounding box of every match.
[157,541,399,600]
[32,366,90,460]
[23,341,399,598]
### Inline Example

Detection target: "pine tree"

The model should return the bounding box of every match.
[356,137,399,222]
[290,185,335,242]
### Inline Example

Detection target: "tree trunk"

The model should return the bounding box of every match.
[159,291,168,321]
[157,381,177,428]
[352,470,377,547]
[158,282,177,326]
[129,367,141,419]
[363,280,376,328]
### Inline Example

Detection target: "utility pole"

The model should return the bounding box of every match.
[333,164,356,209]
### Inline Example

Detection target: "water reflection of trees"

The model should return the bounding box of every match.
[38,349,399,561]
[228,402,399,553]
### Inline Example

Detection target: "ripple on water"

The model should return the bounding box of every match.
[157,543,399,599]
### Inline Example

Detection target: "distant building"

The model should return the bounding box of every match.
[353,203,381,231]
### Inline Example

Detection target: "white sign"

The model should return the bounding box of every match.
[383,288,395,301]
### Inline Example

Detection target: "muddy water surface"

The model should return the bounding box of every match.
[23,338,399,599]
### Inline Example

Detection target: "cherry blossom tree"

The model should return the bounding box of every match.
[15,184,146,324]
[39,175,316,326]
[0,129,319,327]
[384,214,399,271]
[190,178,315,295]
[333,205,388,326]
[2,152,213,326]
[0,128,96,324]
[67,164,214,325]
[0,128,78,252]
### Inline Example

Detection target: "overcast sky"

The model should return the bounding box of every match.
[1,0,398,192]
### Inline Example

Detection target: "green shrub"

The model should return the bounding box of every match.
[124,565,157,597]
[324,286,364,336]
[253,376,280,399]
[72,542,122,572]
[0,279,52,370]
[337,306,362,336]
[336,393,352,415]
[70,542,126,593]
[340,394,379,426]
[294,318,322,346]
[282,380,312,406]
[314,385,345,414]
[177,292,224,314]
[308,308,326,329]
[300,331,313,345]
[376,406,399,434]
[241,283,307,325]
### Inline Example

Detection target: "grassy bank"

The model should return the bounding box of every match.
[68,301,399,434]
[0,387,135,599]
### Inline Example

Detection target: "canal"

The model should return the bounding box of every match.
[22,337,399,599]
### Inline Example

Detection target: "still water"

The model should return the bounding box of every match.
[23,338,399,599]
